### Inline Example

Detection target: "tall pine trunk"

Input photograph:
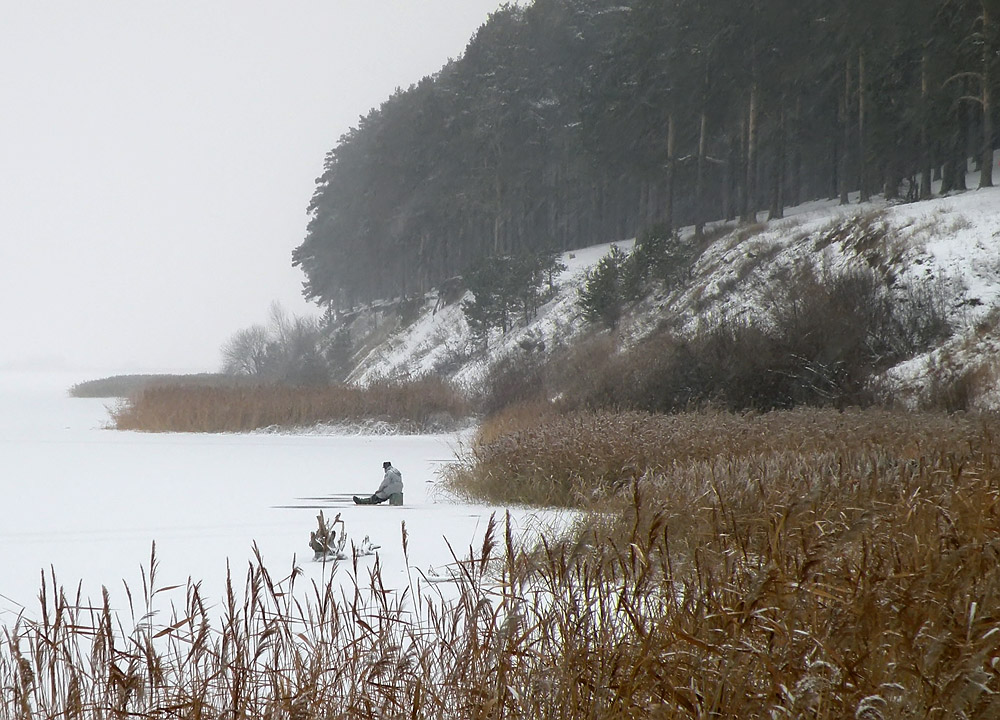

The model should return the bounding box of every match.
[695,109,708,237]
[742,84,759,223]
[769,104,786,220]
[736,118,748,220]
[954,100,969,191]
[858,48,870,202]
[723,134,736,222]
[787,97,802,208]
[920,48,933,199]
[663,110,676,231]
[839,57,852,205]
[980,1,994,188]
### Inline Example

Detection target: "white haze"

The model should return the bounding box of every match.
[0,0,510,374]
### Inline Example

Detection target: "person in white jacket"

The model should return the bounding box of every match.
[355,461,404,505]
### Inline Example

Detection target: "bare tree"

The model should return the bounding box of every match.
[221,324,270,375]
[220,303,330,385]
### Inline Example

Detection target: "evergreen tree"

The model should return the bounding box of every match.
[579,245,629,328]
[462,251,564,343]
[293,0,999,312]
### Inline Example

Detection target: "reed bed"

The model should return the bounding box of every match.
[6,408,1000,718]
[446,406,989,507]
[111,378,470,433]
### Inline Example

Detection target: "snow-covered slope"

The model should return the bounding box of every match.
[348,170,1000,408]
[347,237,635,389]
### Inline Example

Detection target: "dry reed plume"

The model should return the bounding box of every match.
[5,408,1000,717]
[447,406,988,506]
[441,407,1000,716]
[111,378,469,433]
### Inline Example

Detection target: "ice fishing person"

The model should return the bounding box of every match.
[354,461,404,505]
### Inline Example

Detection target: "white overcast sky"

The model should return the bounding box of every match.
[0,1,510,374]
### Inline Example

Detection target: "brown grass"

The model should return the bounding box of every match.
[112,377,471,433]
[6,408,1000,718]
[442,407,1000,715]
[446,406,991,507]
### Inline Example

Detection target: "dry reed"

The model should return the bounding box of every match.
[448,407,988,507]
[111,377,470,433]
[5,407,1000,718]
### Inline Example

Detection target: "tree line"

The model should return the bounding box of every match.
[294,0,999,310]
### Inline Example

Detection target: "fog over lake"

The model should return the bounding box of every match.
[0,1,510,373]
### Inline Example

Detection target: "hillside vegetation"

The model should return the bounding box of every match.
[108,185,1000,432]
[340,186,1000,414]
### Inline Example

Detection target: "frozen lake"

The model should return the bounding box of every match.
[0,371,565,625]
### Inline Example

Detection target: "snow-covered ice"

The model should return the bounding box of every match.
[0,371,571,625]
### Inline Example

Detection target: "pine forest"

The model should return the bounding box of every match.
[293,0,1000,309]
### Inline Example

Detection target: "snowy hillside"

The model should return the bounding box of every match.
[346,237,635,389]
[348,171,1000,409]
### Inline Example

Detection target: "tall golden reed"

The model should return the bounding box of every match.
[111,377,469,433]
[4,407,1000,717]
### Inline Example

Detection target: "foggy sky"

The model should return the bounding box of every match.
[0,1,509,374]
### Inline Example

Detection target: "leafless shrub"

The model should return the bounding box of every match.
[814,209,888,253]
[475,349,549,417]
[563,263,953,413]
[734,240,782,284]
[221,323,271,376]
[549,333,619,406]
[892,309,1000,412]
[918,351,997,413]
[948,214,973,233]
[904,207,972,243]
[221,303,330,386]
[733,221,769,246]
[431,339,474,376]
[814,209,917,285]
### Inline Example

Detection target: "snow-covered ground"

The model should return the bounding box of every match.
[0,371,572,626]
[350,163,1000,406]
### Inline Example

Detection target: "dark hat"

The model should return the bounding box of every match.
[383,461,392,469]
